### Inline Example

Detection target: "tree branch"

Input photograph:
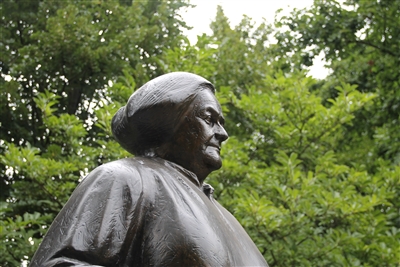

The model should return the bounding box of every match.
[355,40,397,57]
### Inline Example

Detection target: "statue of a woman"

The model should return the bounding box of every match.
[30,72,268,266]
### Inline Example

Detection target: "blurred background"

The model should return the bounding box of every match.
[182,0,330,79]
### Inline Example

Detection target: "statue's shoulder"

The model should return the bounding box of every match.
[99,156,166,173]
[78,157,167,205]
[82,156,166,186]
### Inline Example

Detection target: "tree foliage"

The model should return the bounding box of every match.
[1,0,399,266]
[274,0,400,167]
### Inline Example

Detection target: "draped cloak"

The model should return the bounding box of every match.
[30,157,268,267]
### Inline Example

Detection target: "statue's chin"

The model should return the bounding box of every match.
[203,147,222,171]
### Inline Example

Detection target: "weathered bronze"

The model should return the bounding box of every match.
[30,72,268,266]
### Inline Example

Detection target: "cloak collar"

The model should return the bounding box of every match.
[143,156,215,199]
[158,157,201,188]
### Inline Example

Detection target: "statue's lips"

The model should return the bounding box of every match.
[207,144,221,151]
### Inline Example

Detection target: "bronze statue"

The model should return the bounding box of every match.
[30,72,268,266]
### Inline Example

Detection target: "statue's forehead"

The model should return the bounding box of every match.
[191,90,223,114]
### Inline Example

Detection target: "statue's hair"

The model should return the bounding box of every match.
[111,72,215,155]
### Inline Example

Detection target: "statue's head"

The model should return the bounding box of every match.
[112,72,228,182]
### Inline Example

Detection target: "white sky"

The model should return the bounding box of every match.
[180,0,330,79]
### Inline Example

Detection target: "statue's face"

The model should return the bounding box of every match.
[165,89,228,182]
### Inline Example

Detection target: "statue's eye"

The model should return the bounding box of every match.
[203,115,213,125]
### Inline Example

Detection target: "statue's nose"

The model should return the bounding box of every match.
[215,123,228,142]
